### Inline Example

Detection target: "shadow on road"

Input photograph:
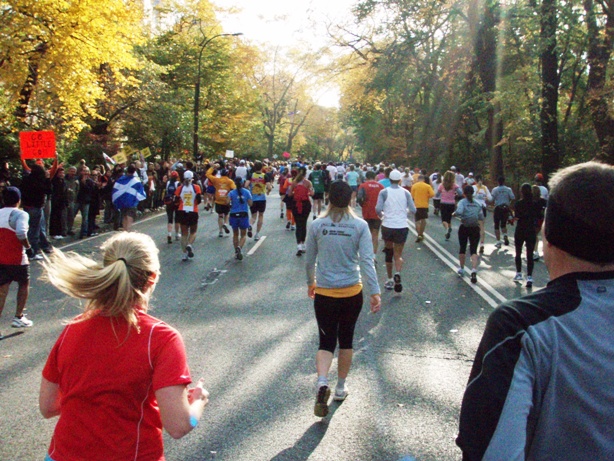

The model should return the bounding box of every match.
[0,330,24,341]
[269,403,342,461]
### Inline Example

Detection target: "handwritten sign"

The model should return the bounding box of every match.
[19,131,56,159]
[112,152,128,164]
[225,150,234,158]
[141,147,152,158]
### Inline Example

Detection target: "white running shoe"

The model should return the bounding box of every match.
[384,280,394,290]
[514,272,523,282]
[182,253,189,261]
[12,315,33,328]
[333,385,349,402]
[494,241,502,249]
[526,276,534,288]
[457,268,465,277]
[254,232,260,241]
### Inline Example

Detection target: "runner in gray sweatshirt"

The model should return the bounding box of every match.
[305,180,381,418]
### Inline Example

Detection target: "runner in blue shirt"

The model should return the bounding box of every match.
[228,177,253,261]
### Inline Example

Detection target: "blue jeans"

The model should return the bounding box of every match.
[75,203,90,237]
[25,206,51,254]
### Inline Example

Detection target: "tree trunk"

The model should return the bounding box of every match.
[14,42,48,124]
[584,0,614,164]
[540,0,560,179]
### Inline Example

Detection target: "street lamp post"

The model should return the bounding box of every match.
[193,32,243,159]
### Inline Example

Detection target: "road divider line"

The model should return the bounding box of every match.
[408,222,505,308]
[247,236,266,256]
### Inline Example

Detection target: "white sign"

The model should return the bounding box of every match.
[225,150,235,158]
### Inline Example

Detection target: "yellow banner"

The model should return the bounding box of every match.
[141,147,152,158]
[113,152,128,164]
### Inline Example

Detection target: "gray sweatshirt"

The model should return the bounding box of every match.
[305,214,380,295]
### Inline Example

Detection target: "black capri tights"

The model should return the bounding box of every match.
[314,291,363,353]
[458,224,480,255]
[515,230,536,276]
[166,204,176,224]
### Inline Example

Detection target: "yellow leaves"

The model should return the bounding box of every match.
[0,0,146,135]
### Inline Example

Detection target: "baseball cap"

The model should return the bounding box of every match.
[450,166,457,171]
[183,170,194,180]
[389,170,402,181]
[170,171,179,178]
[535,173,544,181]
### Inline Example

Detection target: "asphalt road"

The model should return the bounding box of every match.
[0,194,550,461]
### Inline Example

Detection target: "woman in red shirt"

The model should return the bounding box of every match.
[39,232,209,461]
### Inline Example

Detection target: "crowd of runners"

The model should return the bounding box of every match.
[3,155,611,461]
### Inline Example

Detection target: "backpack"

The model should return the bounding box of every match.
[164,181,178,205]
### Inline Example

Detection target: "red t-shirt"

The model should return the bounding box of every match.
[358,180,384,220]
[42,311,192,461]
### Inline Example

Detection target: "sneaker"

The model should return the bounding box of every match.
[254,233,260,241]
[175,234,181,241]
[533,252,540,261]
[494,241,502,249]
[280,211,284,219]
[52,235,64,240]
[445,229,451,240]
[182,253,189,261]
[415,235,422,243]
[290,225,296,231]
[393,273,402,293]
[333,385,349,402]
[457,268,465,277]
[504,235,509,246]
[218,231,224,238]
[296,246,303,257]
[236,246,243,261]
[384,280,394,290]
[12,315,33,328]
[470,271,477,284]
[167,236,172,244]
[514,272,523,282]
[286,222,291,230]
[300,243,306,254]
[313,214,317,220]
[526,276,533,288]
[223,224,230,234]
[479,245,485,254]
[186,245,194,258]
[314,385,331,417]
[30,254,43,261]
[247,226,253,238]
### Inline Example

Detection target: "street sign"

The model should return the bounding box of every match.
[19,131,56,159]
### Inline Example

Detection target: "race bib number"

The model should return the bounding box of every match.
[183,192,193,207]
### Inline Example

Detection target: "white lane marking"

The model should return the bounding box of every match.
[247,236,267,256]
[408,221,506,308]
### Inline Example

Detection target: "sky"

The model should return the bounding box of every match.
[212,0,357,107]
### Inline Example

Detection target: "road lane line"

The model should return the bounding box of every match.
[407,222,505,308]
[247,236,267,256]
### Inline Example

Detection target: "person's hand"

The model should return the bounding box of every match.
[370,294,381,313]
[187,378,209,405]
[25,247,35,259]
[308,285,316,299]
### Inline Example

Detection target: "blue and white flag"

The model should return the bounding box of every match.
[112,175,146,209]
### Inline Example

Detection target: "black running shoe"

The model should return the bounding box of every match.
[393,273,403,293]
[471,271,477,284]
[314,386,331,417]
[446,229,451,240]
[235,246,243,260]
[186,245,194,258]
[223,224,230,234]
[167,236,172,244]
[504,235,509,245]
[247,226,253,238]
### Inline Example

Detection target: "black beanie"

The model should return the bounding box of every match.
[329,180,352,208]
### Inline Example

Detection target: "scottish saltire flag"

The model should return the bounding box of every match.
[112,175,146,209]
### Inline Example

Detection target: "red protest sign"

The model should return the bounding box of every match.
[19,131,57,159]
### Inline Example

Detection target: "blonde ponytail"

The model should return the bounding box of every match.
[41,232,160,330]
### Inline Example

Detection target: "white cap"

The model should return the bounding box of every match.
[450,165,457,171]
[468,172,474,176]
[389,170,402,181]
[183,170,194,180]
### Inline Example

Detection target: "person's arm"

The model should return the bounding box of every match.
[305,224,318,297]
[21,158,31,174]
[155,379,209,439]
[406,191,417,214]
[39,377,61,418]
[358,222,381,312]
[306,179,314,196]
[375,189,387,217]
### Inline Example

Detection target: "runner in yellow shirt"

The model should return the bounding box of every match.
[410,174,435,242]
[206,162,236,238]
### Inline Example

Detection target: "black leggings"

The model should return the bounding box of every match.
[459,225,480,255]
[515,230,536,275]
[314,292,363,353]
[293,201,311,243]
